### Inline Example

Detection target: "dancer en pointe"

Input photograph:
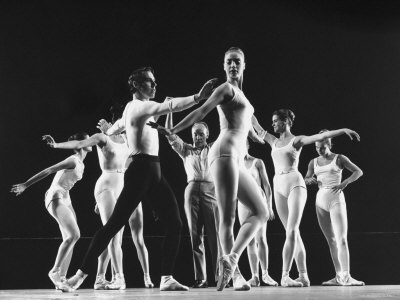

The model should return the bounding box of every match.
[43,104,154,290]
[238,140,278,287]
[254,109,360,287]
[58,67,217,292]
[11,132,91,290]
[304,130,364,286]
[149,47,268,292]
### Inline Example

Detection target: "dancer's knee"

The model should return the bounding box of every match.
[337,236,348,248]
[285,228,299,243]
[64,229,80,245]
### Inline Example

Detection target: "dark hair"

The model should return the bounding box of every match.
[68,132,89,142]
[110,102,125,123]
[273,109,295,127]
[128,67,154,94]
[318,129,333,148]
[225,47,245,60]
[192,122,209,133]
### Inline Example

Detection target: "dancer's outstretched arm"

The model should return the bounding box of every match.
[252,115,277,146]
[11,157,77,196]
[43,133,107,149]
[293,129,360,149]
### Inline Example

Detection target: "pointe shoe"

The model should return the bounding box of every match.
[159,277,189,291]
[247,276,260,287]
[94,276,111,290]
[341,274,365,286]
[48,270,63,289]
[233,274,251,291]
[144,275,154,288]
[322,276,341,286]
[216,255,235,291]
[106,273,126,290]
[59,271,87,292]
[281,275,303,287]
[262,273,278,286]
[295,276,310,287]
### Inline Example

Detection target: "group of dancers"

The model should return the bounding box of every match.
[11,47,365,292]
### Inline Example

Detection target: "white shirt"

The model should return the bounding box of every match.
[168,134,213,182]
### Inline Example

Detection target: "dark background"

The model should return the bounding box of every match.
[1,0,399,289]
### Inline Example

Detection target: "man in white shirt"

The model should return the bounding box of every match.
[165,112,219,288]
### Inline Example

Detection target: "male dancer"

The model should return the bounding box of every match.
[61,67,217,292]
[164,112,219,288]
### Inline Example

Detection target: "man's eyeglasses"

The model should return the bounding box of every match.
[140,78,157,88]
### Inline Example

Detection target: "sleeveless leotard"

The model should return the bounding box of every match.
[314,154,345,212]
[271,137,306,198]
[45,155,84,208]
[208,84,254,167]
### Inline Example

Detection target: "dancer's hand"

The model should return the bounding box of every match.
[42,135,56,148]
[195,78,219,102]
[94,203,100,215]
[332,182,347,193]
[304,176,317,185]
[11,183,27,196]
[97,119,112,134]
[343,129,360,141]
[147,122,172,136]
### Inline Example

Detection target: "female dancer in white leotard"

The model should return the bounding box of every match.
[237,140,278,287]
[11,132,91,289]
[255,109,360,287]
[150,47,268,292]
[304,130,364,286]
[43,107,154,290]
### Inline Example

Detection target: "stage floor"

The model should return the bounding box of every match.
[1,286,399,300]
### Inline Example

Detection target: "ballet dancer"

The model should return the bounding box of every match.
[304,130,364,286]
[59,67,217,292]
[11,132,91,289]
[254,109,360,287]
[238,140,278,287]
[164,111,220,288]
[149,47,269,292]
[43,104,154,290]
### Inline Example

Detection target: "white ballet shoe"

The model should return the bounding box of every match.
[233,273,251,291]
[322,276,342,286]
[281,275,303,287]
[60,270,87,292]
[295,274,310,287]
[341,274,365,286]
[247,275,260,287]
[216,255,235,291]
[159,276,189,291]
[106,273,126,290]
[94,276,110,290]
[262,272,278,286]
[48,270,63,289]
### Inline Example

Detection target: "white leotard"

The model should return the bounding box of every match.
[271,137,306,198]
[208,84,254,166]
[94,135,131,199]
[45,155,84,208]
[314,154,345,211]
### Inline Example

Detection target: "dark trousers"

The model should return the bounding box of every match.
[81,154,182,275]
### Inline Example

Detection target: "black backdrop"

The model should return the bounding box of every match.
[1,0,400,287]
